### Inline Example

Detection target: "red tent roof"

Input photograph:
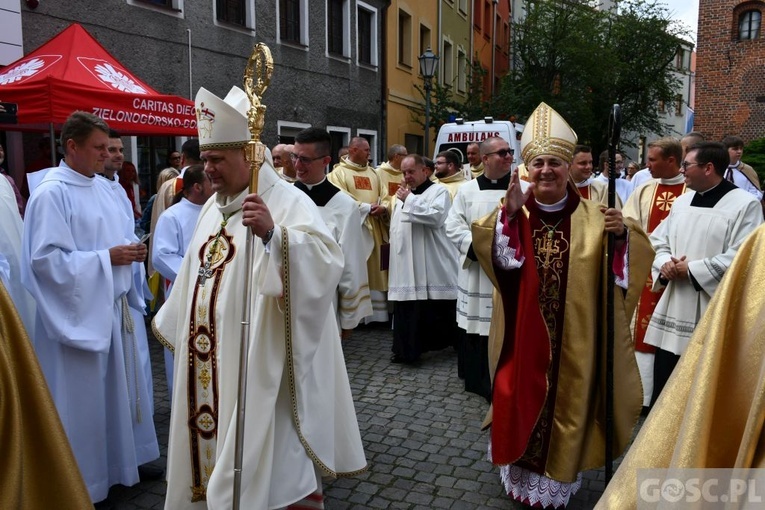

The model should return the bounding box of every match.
[0,23,196,136]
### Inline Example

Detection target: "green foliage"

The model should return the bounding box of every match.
[493,0,690,152]
[744,138,765,183]
[409,61,490,145]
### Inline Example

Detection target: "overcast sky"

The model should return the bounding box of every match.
[662,0,699,43]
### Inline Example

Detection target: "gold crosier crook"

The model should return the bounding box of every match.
[232,42,273,510]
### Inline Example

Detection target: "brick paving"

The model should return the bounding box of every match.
[110,320,639,509]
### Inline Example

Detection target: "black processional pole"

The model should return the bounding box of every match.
[605,104,621,484]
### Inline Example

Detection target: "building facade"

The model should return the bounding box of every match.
[5,0,388,190]
[696,0,765,143]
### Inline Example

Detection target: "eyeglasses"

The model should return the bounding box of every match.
[681,161,702,170]
[485,148,514,158]
[289,153,327,165]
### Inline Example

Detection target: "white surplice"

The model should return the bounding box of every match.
[645,185,763,355]
[21,162,159,503]
[295,179,373,330]
[389,182,458,301]
[153,167,366,510]
[445,180,507,336]
[0,174,35,334]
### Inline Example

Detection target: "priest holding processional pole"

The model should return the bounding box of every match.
[470,102,652,508]
[153,43,366,510]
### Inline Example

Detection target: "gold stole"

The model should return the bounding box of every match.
[634,182,686,351]
[188,223,237,502]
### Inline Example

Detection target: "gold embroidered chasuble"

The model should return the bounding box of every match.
[0,282,93,510]
[436,172,468,201]
[471,197,653,482]
[596,224,765,509]
[328,156,389,291]
[376,161,402,215]
[153,171,366,509]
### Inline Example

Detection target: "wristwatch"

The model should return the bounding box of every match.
[262,226,275,245]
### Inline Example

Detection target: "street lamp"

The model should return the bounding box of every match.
[419,47,439,157]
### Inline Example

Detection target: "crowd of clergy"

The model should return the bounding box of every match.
[2,86,765,510]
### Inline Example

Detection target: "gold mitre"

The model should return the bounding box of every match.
[195,86,251,151]
[520,102,578,165]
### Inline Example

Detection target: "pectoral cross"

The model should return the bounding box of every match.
[539,231,559,271]
[197,263,213,287]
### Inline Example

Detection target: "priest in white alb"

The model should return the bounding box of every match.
[644,141,763,404]
[153,86,366,509]
[292,127,373,337]
[388,154,459,364]
[21,111,159,506]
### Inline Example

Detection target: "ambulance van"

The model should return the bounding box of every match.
[433,117,523,171]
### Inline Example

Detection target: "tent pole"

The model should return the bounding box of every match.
[49,123,56,166]
[187,29,193,100]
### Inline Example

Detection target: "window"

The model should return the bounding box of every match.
[675,48,685,70]
[459,0,468,16]
[327,0,349,57]
[277,121,311,145]
[503,22,510,54]
[127,0,183,16]
[473,0,481,30]
[217,0,245,26]
[398,9,412,67]
[457,49,467,93]
[739,10,761,40]
[279,0,307,45]
[357,129,378,166]
[675,95,683,116]
[483,0,491,39]
[327,126,351,168]
[420,24,431,60]
[658,100,665,113]
[404,133,423,157]
[442,39,454,86]
[357,2,378,67]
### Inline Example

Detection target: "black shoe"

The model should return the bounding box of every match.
[94,497,114,510]
[138,463,165,481]
[390,354,406,364]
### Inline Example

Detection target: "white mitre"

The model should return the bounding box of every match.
[194,86,275,168]
[520,102,578,166]
[195,86,250,151]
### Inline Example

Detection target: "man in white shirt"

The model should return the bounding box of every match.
[596,150,632,202]
[721,135,762,201]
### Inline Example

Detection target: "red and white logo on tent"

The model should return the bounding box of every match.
[78,57,148,94]
[0,55,62,85]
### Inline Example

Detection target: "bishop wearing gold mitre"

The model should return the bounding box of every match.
[471,102,653,508]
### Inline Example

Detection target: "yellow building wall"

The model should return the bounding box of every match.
[385,0,438,154]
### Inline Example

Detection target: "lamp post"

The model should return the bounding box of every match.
[418,47,439,158]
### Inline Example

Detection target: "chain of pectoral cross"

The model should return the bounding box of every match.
[197,213,233,287]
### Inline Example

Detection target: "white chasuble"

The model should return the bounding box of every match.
[154,167,366,510]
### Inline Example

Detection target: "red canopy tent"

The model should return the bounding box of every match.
[0,23,196,136]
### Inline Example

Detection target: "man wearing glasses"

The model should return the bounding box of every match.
[293,127,373,338]
[644,141,762,405]
[445,136,519,402]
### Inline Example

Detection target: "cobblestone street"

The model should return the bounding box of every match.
[111,320,635,509]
